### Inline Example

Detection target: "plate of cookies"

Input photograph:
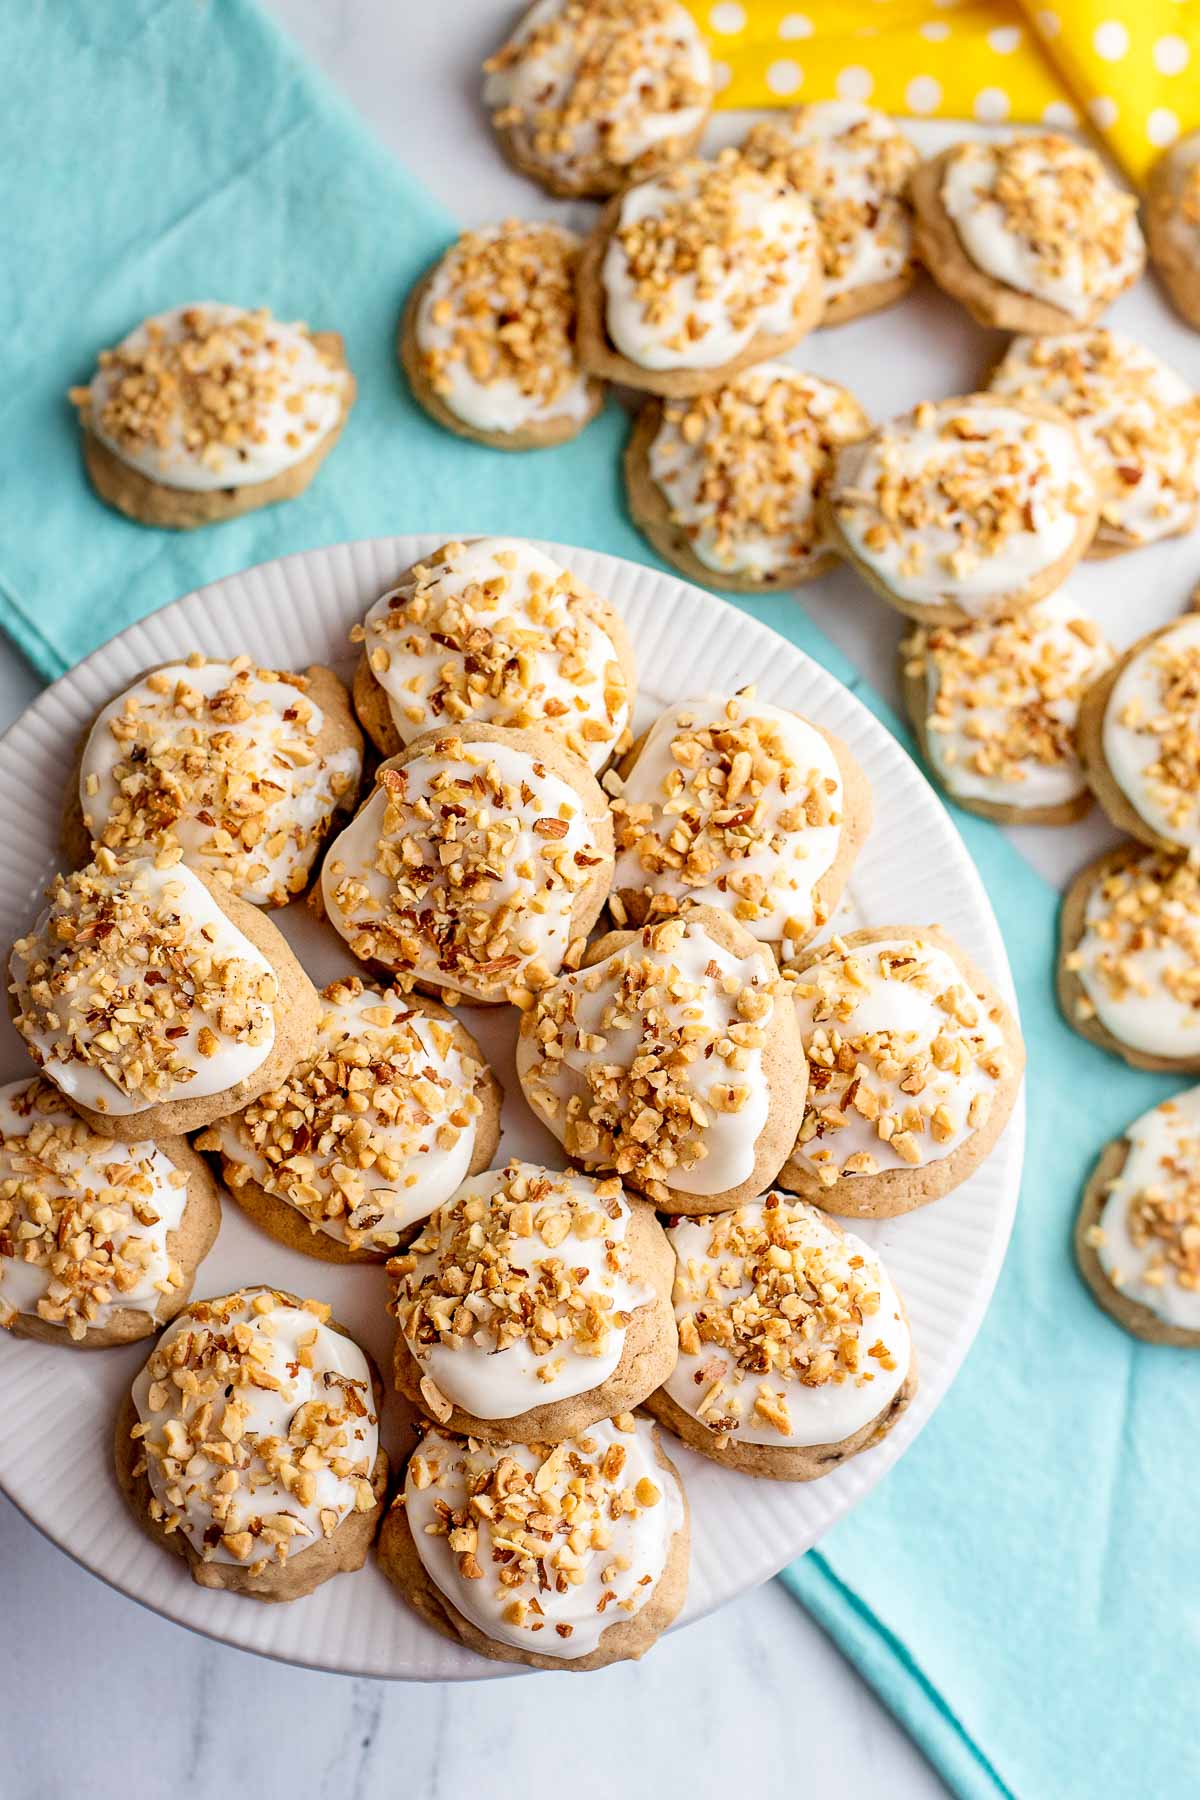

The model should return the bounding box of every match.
[0,528,1025,1677]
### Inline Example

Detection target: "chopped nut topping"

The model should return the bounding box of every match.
[1069,850,1200,1020]
[1109,625,1200,845]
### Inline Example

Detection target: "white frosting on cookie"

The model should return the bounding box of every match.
[359,537,630,771]
[10,858,277,1117]
[602,155,820,372]
[792,932,1011,1187]
[0,1076,190,1339]
[1102,616,1200,850]
[131,1290,379,1568]
[1068,851,1200,1058]
[81,304,346,491]
[612,689,845,948]
[940,136,1143,319]
[78,658,360,906]
[831,398,1095,614]
[1092,1088,1200,1330]
[394,1162,654,1419]
[405,1416,684,1658]
[519,914,782,1201]
[663,1196,910,1446]
[646,365,867,579]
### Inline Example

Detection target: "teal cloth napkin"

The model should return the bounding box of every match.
[6,5,1197,1795]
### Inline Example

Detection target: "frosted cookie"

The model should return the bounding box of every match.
[609,688,871,955]
[197,979,501,1263]
[115,1288,387,1601]
[1058,845,1200,1073]
[482,0,713,199]
[69,303,354,529]
[778,926,1024,1218]
[740,101,919,327]
[825,395,1098,626]
[646,1196,915,1478]
[377,1414,688,1669]
[1077,1089,1200,1347]
[0,1075,219,1347]
[62,657,362,907]
[989,332,1200,556]
[516,907,807,1213]
[8,855,319,1140]
[623,366,870,591]
[911,135,1144,333]
[390,1161,676,1441]
[321,723,614,1006]
[576,152,824,398]
[900,595,1113,825]
[400,222,603,450]
[1146,130,1200,330]
[351,536,635,770]
[1077,615,1200,855]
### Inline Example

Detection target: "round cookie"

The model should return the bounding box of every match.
[646,1195,916,1479]
[8,854,319,1141]
[1077,614,1200,855]
[1057,844,1200,1073]
[68,304,354,529]
[197,978,501,1263]
[351,536,635,771]
[910,135,1144,333]
[516,905,807,1213]
[988,331,1200,557]
[739,101,919,327]
[377,1414,688,1670]
[400,221,603,451]
[777,925,1025,1218]
[825,394,1099,627]
[575,152,824,398]
[608,687,872,956]
[390,1160,676,1441]
[321,722,614,1006]
[624,366,870,592]
[1076,1088,1200,1347]
[62,657,362,906]
[482,0,713,200]
[114,1287,387,1602]
[1146,129,1200,330]
[900,594,1113,826]
[0,1074,219,1347]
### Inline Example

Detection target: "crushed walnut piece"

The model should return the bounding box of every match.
[1109,626,1200,845]
[1067,851,1200,1022]
[1120,1171,1200,1297]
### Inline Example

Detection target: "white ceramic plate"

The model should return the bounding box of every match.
[0,536,1024,1679]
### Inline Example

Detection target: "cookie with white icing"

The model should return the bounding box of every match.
[114,1287,388,1602]
[911,135,1144,333]
[0,1075,219,1347]
[69,304,354,529]
[740,101,919,327]
[900,595,1113,826]
[1077,1089,1200,1347]
[351,536,635,770]
[8,855,319,1141]
[646,1195,916,1478]
[62,657,362,907]
[1058,844,1200,1073]
[576,151,824,398]
[321,723,614,1006]
[825,394,1098,626]
[483,0,712,199]
[777,926,1024,1218]
[198,979,501,1263]
[1077,615,1200,855]
[1146,130,1200,331]
[390,1160,676,1441]
[623,366,870,591]
[377,1414,688,1669]
[516,906,807,1213]
[609,688,871,955]
[989,332,1200,556]
[400,222,603,450]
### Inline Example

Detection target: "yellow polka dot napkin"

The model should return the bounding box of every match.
[685,0,1200,179]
